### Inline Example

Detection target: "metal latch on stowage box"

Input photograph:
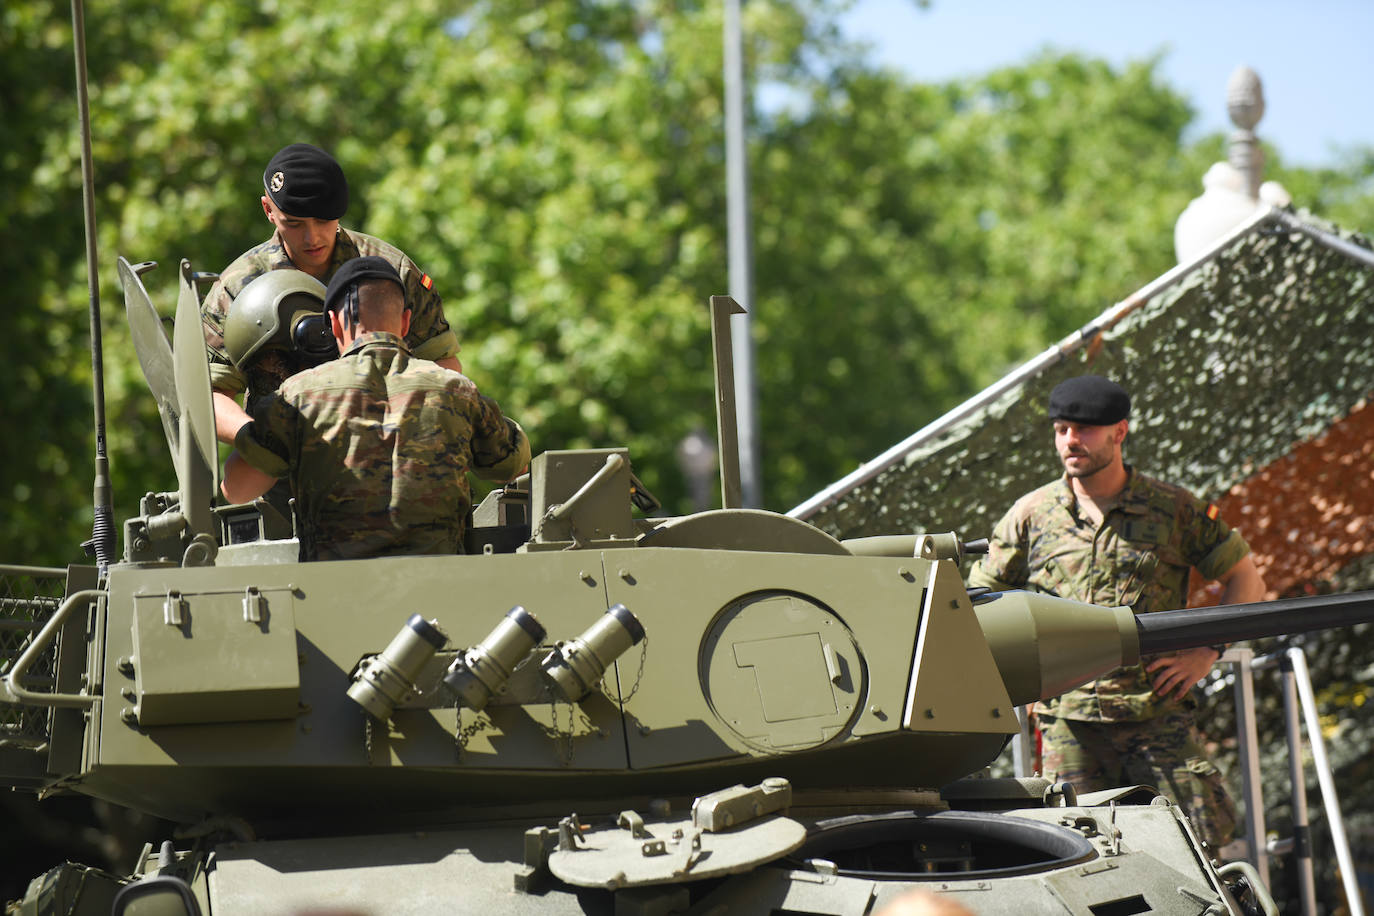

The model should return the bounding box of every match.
[128,586,300,726]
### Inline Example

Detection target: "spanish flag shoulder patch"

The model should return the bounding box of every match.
[420,273,434,290]
[1205,503,1220,521]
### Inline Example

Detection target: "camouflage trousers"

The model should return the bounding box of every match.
[1038,712,1238,851]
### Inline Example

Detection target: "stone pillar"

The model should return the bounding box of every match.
[1226,66,1265,201]
[1173,66,1289,262]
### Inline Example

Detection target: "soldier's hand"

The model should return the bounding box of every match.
[1144,647,1221,701]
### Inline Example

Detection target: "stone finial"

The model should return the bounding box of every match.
[1173,66,1289,262]
[1226,66,1265,131]
[1226,65,1265,200]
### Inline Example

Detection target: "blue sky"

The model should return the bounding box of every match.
[840,0,1374,169]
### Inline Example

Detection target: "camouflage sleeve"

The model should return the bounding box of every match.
[1198,530,1253,579]
[469,402,530,483]
[201,279,248,396]
[1178,494,1250,581]
[1195,529,1249,581]
[968,506,1030,591]
[398,257,460,363]
[235,393,296,479]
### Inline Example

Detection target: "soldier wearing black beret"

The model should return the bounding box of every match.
[1047,374,1131,426]
[262,142,349,220]
[323,256,406,319]
[201,142,463,453]
[971,373,1266,853]
[221,254,529,562]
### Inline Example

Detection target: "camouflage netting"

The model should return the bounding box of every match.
[1205,399,1374,604]
[802,211,1374,584]
[800,209,1374,912]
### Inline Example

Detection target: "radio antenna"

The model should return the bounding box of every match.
[71,0,115,572]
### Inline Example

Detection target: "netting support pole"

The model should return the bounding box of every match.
[1010,705,1033,778]
[1285,648,1366,916]
[1278,656,1319,916]
[1270,209,1374,271]
[1224,647,1269,888]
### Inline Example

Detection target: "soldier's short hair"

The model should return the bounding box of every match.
[324,256,407,329]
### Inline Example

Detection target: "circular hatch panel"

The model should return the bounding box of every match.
[700,591,865,753]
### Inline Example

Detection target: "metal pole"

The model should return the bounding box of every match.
[1280,658,1318,916]
[71,0,115,572]
[1225,647,1269,887]
[1287,648,1366,916]
[1010,705,1032,778]
[1270,209,1374,271]
[722,0,760,507]
[708,296,745,509]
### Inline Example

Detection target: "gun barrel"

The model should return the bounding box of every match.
[1135,590,1374,655]
[974,591,1140,707]
[975,588,1374,708]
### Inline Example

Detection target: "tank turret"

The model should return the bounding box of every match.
[4,263,1374,915]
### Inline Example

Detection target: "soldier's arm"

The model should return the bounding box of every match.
[1146,528,1267,701]
[967,509,1029,591]
[202,279,254,442]
[398,257,461,367]
[221,449,278,504]
[1216,552,1265,604]
[220,401,293,502]
[470,408,530,484]
[214,391,253,444]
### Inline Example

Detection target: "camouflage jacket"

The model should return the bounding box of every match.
[236,332,528,562]
[201,227,460,407]
[969,467,1249,722]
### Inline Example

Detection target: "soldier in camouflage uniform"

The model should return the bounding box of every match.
[970,375,1266,852]
[203,143,461,444]
[221,257,528,561]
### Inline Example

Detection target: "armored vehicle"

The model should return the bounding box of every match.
[4,256,1373,916]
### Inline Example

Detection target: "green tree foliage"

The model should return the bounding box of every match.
[752,52,1222,493]
[1,2,105,567]
[2,0,1371,567]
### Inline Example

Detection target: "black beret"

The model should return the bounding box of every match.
[1048,375,1131,425]
[323,256,405,314]
[263,143,349,220]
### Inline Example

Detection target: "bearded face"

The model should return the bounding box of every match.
[1054,420,1126,480]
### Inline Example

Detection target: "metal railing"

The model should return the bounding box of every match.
[1010,646,1368,916]
[0,565,69,748]
[1249,647,1365,916]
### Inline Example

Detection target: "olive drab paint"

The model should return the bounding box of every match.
[5,272,1370,915]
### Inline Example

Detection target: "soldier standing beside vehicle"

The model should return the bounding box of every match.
[202,142,462,444]
[220,257,528,561]
[969,374,1266,852]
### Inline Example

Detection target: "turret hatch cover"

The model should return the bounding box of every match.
[171,258,218,540]
[117,254,219,515]
[173,258,217,491]
[118,256,180,455]
[547,813,806,889]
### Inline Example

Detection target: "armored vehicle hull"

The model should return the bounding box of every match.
[9,264,1372,916]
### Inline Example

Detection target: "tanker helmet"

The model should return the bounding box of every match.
[223,269,337,370]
